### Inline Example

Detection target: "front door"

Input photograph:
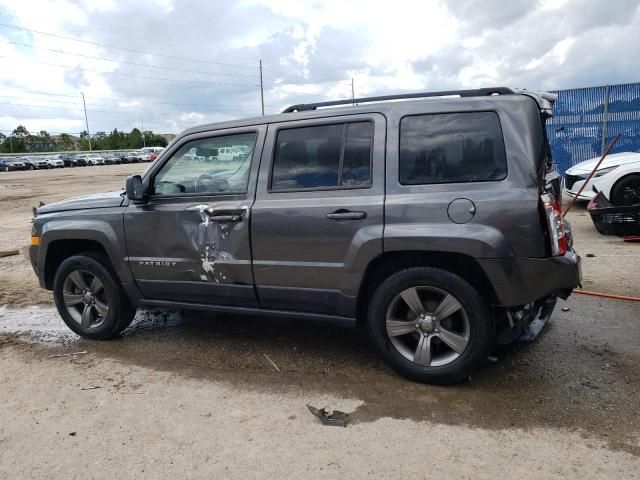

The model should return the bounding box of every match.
[251,114,385,318]
[124,126,265,306]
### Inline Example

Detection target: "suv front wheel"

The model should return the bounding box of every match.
[367,267,494,385]
[53,253,136,340]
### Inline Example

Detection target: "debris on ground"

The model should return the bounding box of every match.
[263,353,280,372]
[580,380,601,389]
[0,249,19,258]
[586,253,596,258]
[306,404,349,427]
[562,307,570,312]
[80,386,101,391]
[47,351,87,359]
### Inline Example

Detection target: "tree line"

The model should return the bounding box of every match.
[0,125,169,153]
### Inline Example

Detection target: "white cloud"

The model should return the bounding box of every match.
[0,0,638,135]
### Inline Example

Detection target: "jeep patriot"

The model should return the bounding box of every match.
[29,88,581,384]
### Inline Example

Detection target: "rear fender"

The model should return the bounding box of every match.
[384,223,514,259]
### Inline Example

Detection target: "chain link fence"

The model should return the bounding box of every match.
[547,82,640,174]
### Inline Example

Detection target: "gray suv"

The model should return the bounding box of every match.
[29,88,581,384]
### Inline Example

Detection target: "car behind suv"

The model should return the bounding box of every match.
[29,88,581,384]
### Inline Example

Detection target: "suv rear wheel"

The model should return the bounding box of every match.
[53,253,136,340]
[367,267,494,385]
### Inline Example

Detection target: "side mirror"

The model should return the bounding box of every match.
[125,175,146,202]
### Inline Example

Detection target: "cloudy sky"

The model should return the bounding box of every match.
[0,0,638,136]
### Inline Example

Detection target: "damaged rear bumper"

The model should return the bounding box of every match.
[478,251,581,307]
[495,295,557,347]
[587,192,640,237]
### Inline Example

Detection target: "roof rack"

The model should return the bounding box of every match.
[282,87,515,113]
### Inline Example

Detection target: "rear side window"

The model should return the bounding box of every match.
[271,121,372,190]
[399,112,507,185]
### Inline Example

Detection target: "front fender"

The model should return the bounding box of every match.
[592,163,640,200]
[37,208,132,285]
[384,223,515,259]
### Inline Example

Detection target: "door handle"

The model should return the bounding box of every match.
[208,214,242,222]
[326,210,367,220]
[189,205,246,222]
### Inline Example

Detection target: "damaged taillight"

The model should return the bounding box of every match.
[541,193,568,256]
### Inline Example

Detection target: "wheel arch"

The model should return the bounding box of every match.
[355,250,499,325]
[44,239,114,289]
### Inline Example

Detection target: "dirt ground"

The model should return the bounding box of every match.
[1,165,639,478]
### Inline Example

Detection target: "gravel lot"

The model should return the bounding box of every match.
[0,165,639,478]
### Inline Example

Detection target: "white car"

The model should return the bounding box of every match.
[216,146,245,162]
[46,156,65,168]
[85,154,105,166]
[140,147,164,161]
[29,156,50,169]
[138,149,153,161]
[563,151,640,205]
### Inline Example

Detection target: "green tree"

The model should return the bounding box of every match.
[29,130,54,152]
[10,125,29,153]
[143,132,168,147]
[92,131,107,150]
[79,130,92,151]
[128,128,144,149]
[56,133,75,151]
[107,129,121,150]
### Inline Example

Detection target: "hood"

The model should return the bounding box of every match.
[566,151,640,174]
[37,190,125,214]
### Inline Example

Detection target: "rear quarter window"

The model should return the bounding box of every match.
[399,111,507,185]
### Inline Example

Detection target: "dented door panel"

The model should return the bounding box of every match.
[124,126,266,306]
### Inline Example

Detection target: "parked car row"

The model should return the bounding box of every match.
[0,148,164,172]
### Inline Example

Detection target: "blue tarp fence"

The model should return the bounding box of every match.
[547,82,640,174]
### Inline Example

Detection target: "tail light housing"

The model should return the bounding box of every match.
[541,193,568,256]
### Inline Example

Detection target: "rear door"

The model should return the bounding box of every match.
[124,126,265,306]
[251,114,386,318]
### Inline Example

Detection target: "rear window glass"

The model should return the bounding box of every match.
[399,112,507,185]
[271,122,372,190]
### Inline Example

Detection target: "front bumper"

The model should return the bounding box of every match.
[563,176,596,200]
[27,244,46,288]
[478,251,581,307]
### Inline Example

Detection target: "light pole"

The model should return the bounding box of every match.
[141,118,146,147]
[351,78,356,105]
[81,92,92,151]
[259,59,265,116]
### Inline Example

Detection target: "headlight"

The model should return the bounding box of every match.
[594,166,618,177]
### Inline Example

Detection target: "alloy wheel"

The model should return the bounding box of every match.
[385,286,470,367]
[62,270,109,328]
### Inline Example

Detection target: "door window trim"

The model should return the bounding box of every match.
[267,120,374,193]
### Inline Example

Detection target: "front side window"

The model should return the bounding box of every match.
[399,112,507,185]
[152,132,257,195]
[271,121,373,190]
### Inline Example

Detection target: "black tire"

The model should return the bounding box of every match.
[53,252,136,340]
[367,267,494,385]
[610,174,640,206]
